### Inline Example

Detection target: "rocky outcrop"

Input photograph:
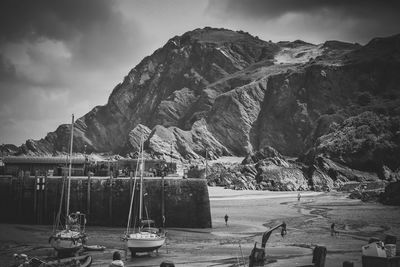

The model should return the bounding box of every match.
[19,28,283,156]
[206,163,257,190]
[303,156,381,191]
[380,181,400,205]
[128,124,152,152]
[9,28,400,195]
[314,156,380,183]
[206,78,268,155]
[242,146,283,164]
[240,146,309,191]
[381,165,400,182]
[17,30,400,162]
[255,160,308,191]
[308,166,334,191]
[311,112,400,173]
[237,145,385,192]
[1,144,19,156]
[18,124,73,155]
[349,190,383,202]
[128,119,231,160]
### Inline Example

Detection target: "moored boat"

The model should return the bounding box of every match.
[49,212,87,255]
[124,137,165,256]
[49,115,87,256]
[126,231,165,254]
[12,254,92,267]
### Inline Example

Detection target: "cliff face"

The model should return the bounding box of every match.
[15,29,400,174]
[253,36,400,157]
[21,28,279,156]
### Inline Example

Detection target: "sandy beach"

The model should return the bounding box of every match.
[1,187,399,267]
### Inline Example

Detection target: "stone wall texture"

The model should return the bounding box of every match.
[0,175,211,228]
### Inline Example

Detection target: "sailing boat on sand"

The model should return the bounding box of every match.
[124,137,166,257]
[49,114,87,256]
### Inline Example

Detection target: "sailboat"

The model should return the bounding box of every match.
[49,114,87,256]
[124,137,166,257]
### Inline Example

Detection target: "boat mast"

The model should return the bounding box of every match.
[66,114,74,219]
[54,176,66,233]
[126,139,141,235]
[139,136,144,222]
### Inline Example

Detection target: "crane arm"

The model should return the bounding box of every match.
[261,222,287,248]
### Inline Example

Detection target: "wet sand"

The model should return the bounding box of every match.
[1,187,399,266]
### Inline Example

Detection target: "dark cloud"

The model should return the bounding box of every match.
[207,0,400,19]
[0,0,117,43]
[0,0,147,144]
[206,0,400,43]
[0,0,142,67]
[0,0,144,92]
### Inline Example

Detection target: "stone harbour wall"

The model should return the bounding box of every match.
[0,175,212,228]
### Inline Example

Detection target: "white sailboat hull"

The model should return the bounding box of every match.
[126,232,165,253]
[49,230,84,253]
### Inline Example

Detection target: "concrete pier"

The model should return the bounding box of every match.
[0,175,212,228]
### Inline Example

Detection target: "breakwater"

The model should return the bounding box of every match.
[0,174,212,228]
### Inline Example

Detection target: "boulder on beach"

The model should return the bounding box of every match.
[380,181,400,205]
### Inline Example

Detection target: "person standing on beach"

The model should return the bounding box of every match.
[297,193,301,201]
[224,214,229,226]
[330,223,336,236]
[110,251,124,267]
[281,221,287,237]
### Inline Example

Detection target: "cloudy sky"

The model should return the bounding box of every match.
[1,0,399,145]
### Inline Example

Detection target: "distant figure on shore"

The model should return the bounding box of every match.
[281,221,287,237]
[331,223,339,236]
[224,214,229,226]
[110,251,124,267]
[297,193,301,201]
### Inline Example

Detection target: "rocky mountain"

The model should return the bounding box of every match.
[11,28,400,190]
[0,144,18,156]
[19,28,281,156]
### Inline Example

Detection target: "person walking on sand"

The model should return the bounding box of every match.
[110,251,124,267]
[297,193,301,201]
[224,214,229,226]
[330,223,338,237]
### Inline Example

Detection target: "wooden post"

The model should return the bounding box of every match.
[44,174,48,224]
[7,177,12,221]
[18,171,25,221]
[35,173,46,224]
[161,175,165,228]
[312,246,327,267]
[109,173,113,225]
[33,172,38,224]
[87,173,91,218]
[38,175,42,224]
